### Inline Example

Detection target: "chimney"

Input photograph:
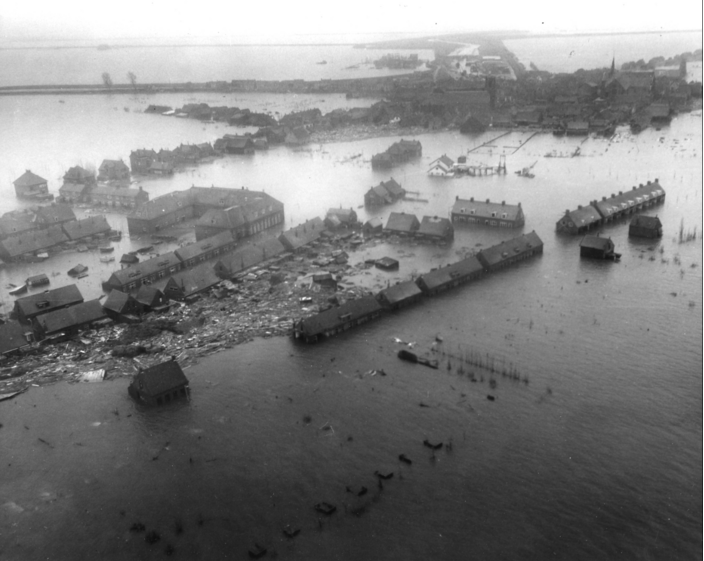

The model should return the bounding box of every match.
[638,183,643,188]
[470,197,474,202]
[618,191,622,195]
[456,195,459,200]
[654,178,658,183]
[602,196,606,201]
[501,201,505,206]
[486,198,490,203]
[578,205,582,209]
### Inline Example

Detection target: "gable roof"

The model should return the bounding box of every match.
[430,155,454,169]
[630,215,662,228]
[378,280,423,305]
[14,170,47,187]
[477,232,543,268]
[381,178,404,197]
[133,360,189,396]
[0,321,30,355]
[35,205,76,224]
[15,284,84,319]
[593,181,665,217]
[560,205,602,227]
[108,251,181,287]
[130,190,191,219]
[63,166,95,183]
[297,296,382,337]
[0,225,68,258]
[103,290,137,314]
[91,185,147,200]
[417,216,453,238]
[385,212,419,233]
[37,299,106,334]
[135,285,169,308]
[417,256,484,291]
[161,262,221,297]
[278,217,324,251]
[62,216,111,240]
[451,198,522,220]
[367,184,392,203]
[175,231,235,262]
[579,235,614,250]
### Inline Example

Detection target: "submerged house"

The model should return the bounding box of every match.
[555,205,602,234]
[415,255,484,295]
[629,215,663,239]
[34,204,76,228]
[134,285,170,313]
[102,289,143,322]
[377,280,423,309]
[103,251,182,292]
[579,235,620,260]
[0,321,32,356]
[155,261,222,301]
[128,359,190,406]
[13,170,50,199]
[416,216,454,241]
[384,212,420,236]
[62,215,112,241]
[476,231,544,272]
[213,238,286,278]
[97,159,131,183]
[34,299,108,340]
[14,284,84,324]
[325,208,358,229]
[427,155,455,177]
[292,295,383,343]
[0,225,68,261]
[174,231,236,268]
[278,217,324,252]
[90,185,149,208]
[451,197,525,229]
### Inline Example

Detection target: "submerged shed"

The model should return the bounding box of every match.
[128,358,190,406]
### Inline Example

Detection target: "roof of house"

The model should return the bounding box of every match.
[579,235,614,250]
[108,251,181,287]
[133,360,189,396]
[593,181,665,217]
[59,183,90,195]
[630,215,662,228]
[103,290,133,314]
[134,285,168,307]
[378,280,423,305]
[0,225,68,257]
[0,217,35,237]
[417,216,453,238]
[35,205,76,223]
[297,296,382,337]
[363,217,384,230]
[278,217,324,251]
[62,216,111,240]
[13,170,47,187]
[430,155,454,169]
[367,184,392,203]
[566,121,589,130]
[326,208,357,222]
[175,231,235,262]
[0,321,30,355]
[560,205,602,227]
[385,212,419,233]
[63,166,95,182]
[37,299,106,334]
[162,262,221,297]
[451,198,522,221]
[381,178,404,197]
[477,231,544,267]
[129,190,191,219]
[15,284,84,319]
[99,159,130,171]
[91,185,147,200]
[417,256,484,290]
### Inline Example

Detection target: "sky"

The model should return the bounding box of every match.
[0,0,702,44]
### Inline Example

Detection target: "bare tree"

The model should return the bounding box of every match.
[102,72,113,88]
[127,71,137,92]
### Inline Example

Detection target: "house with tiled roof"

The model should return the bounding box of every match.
[415,256,484,295]
[154,261,222,301]
[13,170,49,199]
[384,212,420,236]
[90,185,149,209]
[34,205,76,228]
[14,284,84,323]
[128,359,189,406]
[213,238,285,278]
[103,251,182,292]
[555,205,602,234]
[35,300,108,340]
[97,159,130,182]
[174,231,236,268]
[451,197,525,229]
[476,231,543,272]
[377,280,423,309]
[61,215,112,241]
[278,217,325,252]
[134,285,170,313]
[0,216,36,240]
[0,225,68,261]
[130,149,158,174]
[102,289,143,321]
[416,216,454,241]
[364,183,393,206]
[428,155,455,176]
[629,215,663,239]
[293,295,384,342]
[0,321,32,356]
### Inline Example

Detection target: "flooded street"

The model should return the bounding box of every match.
[0,37,702,561]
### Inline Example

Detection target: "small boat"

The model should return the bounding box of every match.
[77,272,89,279]
[136,245,153,254]
[9,284,28,296]
[314,502,336,515]
[68,264,88,277]
[100,256,115,263]
[398,350,438,369]
[99,246,114,253]
[398,454,413,465]
[35,252,49,260]
[76,245,88,253]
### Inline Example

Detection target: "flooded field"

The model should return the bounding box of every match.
[0,89,702,559]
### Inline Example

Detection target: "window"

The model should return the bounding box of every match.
[502,213,507,219]
[469,209,475,215]
[491,211,497,217]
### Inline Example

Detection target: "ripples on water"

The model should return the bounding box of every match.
[0,51,702,560]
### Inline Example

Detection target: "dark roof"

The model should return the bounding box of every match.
[560,205,602,228]
[91,185,147,200]
[162,262,221,297]
[367,184,392,203]
[477,232,544,268]
[326,208,357,223]
[630,215,662,228]
[452,198,522,221]
[0,225,68,257]
[381,178,404,197]
[37,299,106,335]
[0,217,35,237]
[0,321,30,355]
[63,166,95,182]
[378,281,423,305]
[103,290,132,313]
[135,285,169,308]
[133,360,189,397]
[129,190,191,220]
[278,218,324,251]
[297,296,382,337]
[13,170,47,187]
[35,205,76,223]
[217,238,285,275]
[175,231,235,262]
[108,251,181,287]
[579,235,614,250]
[417,216,453,238]
[385,212,419,234]
[593,181,666,217]
[62,216,111,240]
[417,256,483,291]
[15,284,84,319]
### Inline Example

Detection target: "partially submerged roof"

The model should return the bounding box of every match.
[451,198,522,221]
[384,212,419,233]
[630,215,662,228]
[37,299,107,334]
[417,216,453,238]
[477,232,544,268]
[0,321,30,355]
[175,231,235,262]
[14,170,47,187]
[108,251,181,287]
[579,235,614,250]
[15,284,84,318]
[297,296,382,337]
[417,256,484,291]
[62,216,111,240]
[279,217,324,251]
[0,225,68,257]
[378,280,423,305]
[133,360,189,397]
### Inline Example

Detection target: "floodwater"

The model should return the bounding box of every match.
[505,30,702,73]
[0,38,702,561]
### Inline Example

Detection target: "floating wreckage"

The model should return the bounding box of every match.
[397,349,438,369]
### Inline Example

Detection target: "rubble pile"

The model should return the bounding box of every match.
[0,234,381,394]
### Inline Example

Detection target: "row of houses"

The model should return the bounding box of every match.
[556,180,666,234]
[14,165,129,202]
[293,231,544,342]
[125,186,284,238]
[0,215,113,261]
